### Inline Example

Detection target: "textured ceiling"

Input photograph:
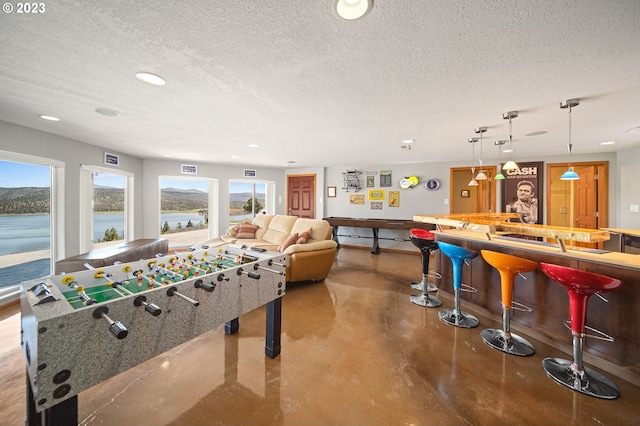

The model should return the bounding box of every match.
[1,0,639,168]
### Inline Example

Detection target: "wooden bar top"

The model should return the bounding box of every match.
[413,213,610,243]
[432,229,640,271]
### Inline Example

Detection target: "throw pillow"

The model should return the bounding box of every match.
[236,223,258,239]
[278,233,299,253]
[296,228,312,244]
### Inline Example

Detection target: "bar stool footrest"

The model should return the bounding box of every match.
[510,300,533,313]
[460,283,478,293]
[563,321,615,342]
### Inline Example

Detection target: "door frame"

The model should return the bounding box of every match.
[546,161,609,234]
[286,174,316,218]
[449,166,497,214]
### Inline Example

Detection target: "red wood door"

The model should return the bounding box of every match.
[287,175,315,218]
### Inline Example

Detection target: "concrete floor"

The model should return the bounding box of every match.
[1,248,639,425]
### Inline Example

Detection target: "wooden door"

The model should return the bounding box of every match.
[287,175,315,218]
[575,165,597,229]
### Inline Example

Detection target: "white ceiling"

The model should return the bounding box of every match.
[1,0,639,169]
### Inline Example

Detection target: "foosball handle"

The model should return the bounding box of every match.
[194,279,216,292]
[237,268,260,280]
[217,274,229,282]
[133,295,162,316]
[92,306,128,339]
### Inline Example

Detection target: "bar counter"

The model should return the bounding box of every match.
[412,220,640,386]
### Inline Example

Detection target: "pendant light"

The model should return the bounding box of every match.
[468,137,479,186]
[560,98,580,180]
[502,111,519,170]
[494,140,506,180]
[475,127,488,180]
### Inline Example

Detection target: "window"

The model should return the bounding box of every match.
[0,152,64,292]
[80,165,133,253]
[159,177,217,248]
[229,180,275,225]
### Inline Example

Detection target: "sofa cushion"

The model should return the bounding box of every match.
[262,215,299,244]
[236,223,258,239]
[291,218,331,242]
[278,233,298,253]
[252,214,274,240]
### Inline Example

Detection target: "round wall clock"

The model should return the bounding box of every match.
[425,178,440,191]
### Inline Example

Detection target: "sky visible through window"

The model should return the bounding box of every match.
[0,161,49,187]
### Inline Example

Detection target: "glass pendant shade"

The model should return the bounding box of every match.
[469,167,479,186]
[560,167,580,180]
[502,160,518,170]
[495,172,505,180]
[475,170,488,180]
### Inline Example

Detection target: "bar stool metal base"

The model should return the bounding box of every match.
[411,280,438,292]
[542,357,621,399]
[438,308,479,328]
[410,293,443,308]
[481,329,535,356]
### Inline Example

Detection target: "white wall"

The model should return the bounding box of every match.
[617,145,640,228]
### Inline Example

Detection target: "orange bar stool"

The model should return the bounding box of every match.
[437,241,479,328]
[480,250,537,356]
[408,229,442,308]
[540,262,623,399]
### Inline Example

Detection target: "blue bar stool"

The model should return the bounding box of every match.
[408,229,442,308]
[540,263,623,399]
[480,250,537,356]
[437,241,479,328]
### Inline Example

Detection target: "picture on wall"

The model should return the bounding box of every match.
[371,201,383,210]
[350,194,365,205]
[389,191,399,207]
[380,170,392,187]
[367,175,375,187]
[368,189,385,200]
[501,161,544,224]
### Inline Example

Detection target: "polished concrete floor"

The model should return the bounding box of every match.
[2,248,640,425]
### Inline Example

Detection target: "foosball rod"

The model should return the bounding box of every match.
[253,263,284,275]
[237,268,260,280]
[110,282,162,316]
[224,249,259,262]
[166,286,199,306]
[61,275,97,306]
[268,259,286,268]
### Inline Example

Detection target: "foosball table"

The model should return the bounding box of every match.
[20,244,286,425]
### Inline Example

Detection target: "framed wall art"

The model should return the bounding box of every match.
[327,186,337,198]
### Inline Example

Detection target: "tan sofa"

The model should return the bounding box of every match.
[192,215,337,283]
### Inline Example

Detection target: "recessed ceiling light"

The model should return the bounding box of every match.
[39,115,60,121]
[335,0,372,20]
[95,107,119,117]
[525,131,547,137]
[600,141,616,145]
[402,139,415,144]
[163,154,172,158]
[248,144,260,148]
[231,155,239,159]
[502,148,514,153]
[136,72,166,86]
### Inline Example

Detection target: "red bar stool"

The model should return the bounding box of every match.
[540,263,623,399]
[408,229,442,308]
[437,241,479,328]
[480,250,537,356]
